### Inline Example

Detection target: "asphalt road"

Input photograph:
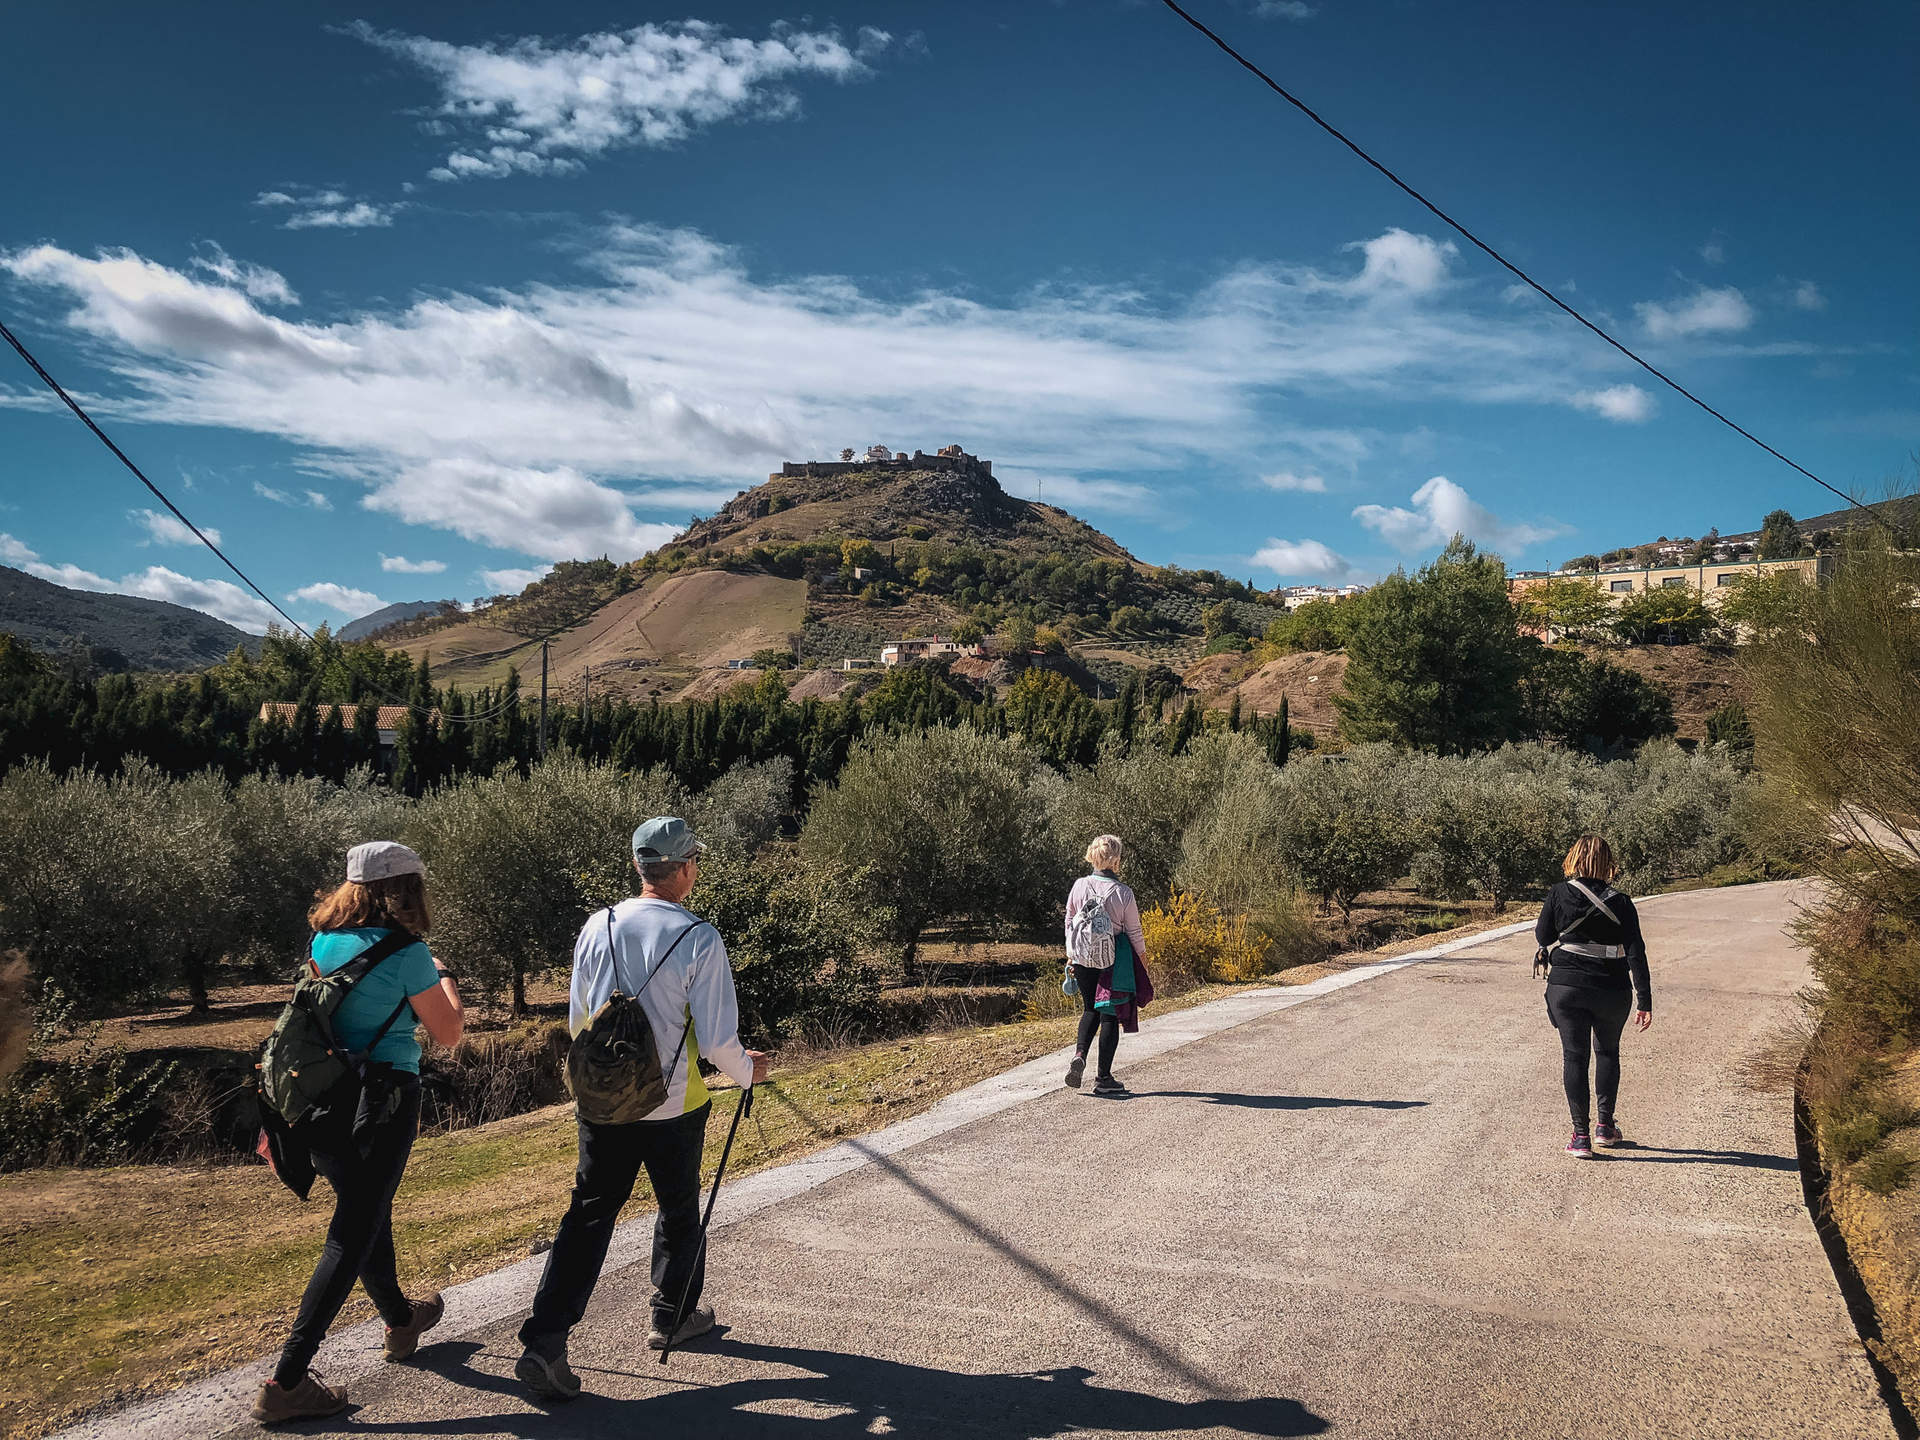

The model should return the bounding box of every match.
[227,880,1890,1439]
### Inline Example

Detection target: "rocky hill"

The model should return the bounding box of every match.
[388,451,1261,701]
[0,565,256,673]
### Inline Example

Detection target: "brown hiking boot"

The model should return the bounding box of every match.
[384,1292,445,1361]
[252,1371,348,1424]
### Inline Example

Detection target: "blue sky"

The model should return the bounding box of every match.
[2,1,1914,632]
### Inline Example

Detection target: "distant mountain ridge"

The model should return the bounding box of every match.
[339,599,458,643]
[0,566,256,672]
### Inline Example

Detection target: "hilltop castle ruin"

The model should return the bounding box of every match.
[772,444,992,483]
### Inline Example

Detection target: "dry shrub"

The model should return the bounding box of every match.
[418,1022,569,1134]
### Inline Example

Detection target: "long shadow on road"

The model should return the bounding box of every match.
[1598,1143,1798,1171]
[1129,1091,1429,1112]
[378,1339,1329,1438]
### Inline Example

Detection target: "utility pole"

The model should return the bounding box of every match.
[538,638,550,760]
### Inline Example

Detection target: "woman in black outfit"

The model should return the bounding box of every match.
[1534,835,1652,1159]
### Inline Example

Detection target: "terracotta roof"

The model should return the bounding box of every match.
[257,703,437,730]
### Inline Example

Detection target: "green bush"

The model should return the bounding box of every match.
[1409,747,1584,912]
[1273,746,1416,917]
[1610,586,1723,645]
[408,755,685,1013]
[800,727,1069,958]
[0,990,178,1171]
[692,846,890,1044]
[1856,1145,1917,1195]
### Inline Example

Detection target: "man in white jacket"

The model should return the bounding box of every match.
[516,817,770,1401]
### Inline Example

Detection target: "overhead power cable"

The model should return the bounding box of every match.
[1157,0,1888,532]
[0,315,514,721]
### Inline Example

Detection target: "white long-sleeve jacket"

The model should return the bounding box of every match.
[1064,872,1148,970]
[568,896,755,1121]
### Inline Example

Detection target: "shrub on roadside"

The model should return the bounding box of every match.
[0,989,177,1171]
[800,727,1069,960]
[1409,747,1584,913]
[1141,892,1267,988]
[1273,747,1415,918]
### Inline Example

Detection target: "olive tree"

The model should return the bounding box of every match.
[800,727,1069,959]
[409,756,684,1012]
[1409,748,1584,912]
[1273,746,1415,918]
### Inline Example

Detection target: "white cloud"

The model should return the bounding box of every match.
[255,187,399,230]
[290,581,383,616]
[481,565,550,594]
[1570,383,1657,423]
[1635,285,1754,339]
[1258,471,1328,493]
[189,243,297,305]
[366,459,681,561]
[3,226,1661,566]
[349,19,888,182]
[1252,538,1349,579]
[997,469,1161,518]
[254,481,332,510]
[0,533,39,565]
[1700,236,1726,265]
[381,553,447,574]
[130,507,219,546]
[1792,280,1826,312]
[1255,1,1317,18]
[1352,475,1566,554]
[1342,229,1456,296]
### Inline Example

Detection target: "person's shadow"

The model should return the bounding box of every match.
[1130,1091,1429,1112]
[380,1338,1330,1439]
[1595,1143,1798,1171]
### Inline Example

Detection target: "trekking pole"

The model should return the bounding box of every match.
[659,1082,753,1364]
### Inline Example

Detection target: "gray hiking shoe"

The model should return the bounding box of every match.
[515,1342,582,1401]
[647,1303,716,1350]
[1064,1055,1085,1089]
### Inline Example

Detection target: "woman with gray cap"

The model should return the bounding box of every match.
[254,841,465,1426]
[516,816,770,1402]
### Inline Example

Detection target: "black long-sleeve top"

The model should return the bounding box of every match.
[1534,877,1652,1012]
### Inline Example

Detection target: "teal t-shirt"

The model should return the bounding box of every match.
[309,928,441,1074]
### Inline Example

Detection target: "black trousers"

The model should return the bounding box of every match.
[520,1101,711,1353]
[275,1080,421,1388]
[1071,964,1121,1080]
[1545,983,1634,1131]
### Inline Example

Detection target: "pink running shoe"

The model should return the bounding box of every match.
[1565,1131,1595,1159]
[1594,1120,1625,1148]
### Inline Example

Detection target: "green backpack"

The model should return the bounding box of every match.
[257,930,418,1127]
[565,911,703,1126]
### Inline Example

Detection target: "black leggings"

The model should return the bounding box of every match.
[1545,984,1633,1131]
[275,1080,421,1388]
[1072,964,1120,1080]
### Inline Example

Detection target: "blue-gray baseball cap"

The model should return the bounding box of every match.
[632,816,707,864]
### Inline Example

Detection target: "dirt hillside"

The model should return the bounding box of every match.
[395,570,806,699]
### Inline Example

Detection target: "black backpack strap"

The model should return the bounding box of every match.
[304,929,420,1060]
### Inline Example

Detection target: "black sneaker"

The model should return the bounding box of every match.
[1564,1130,1595,1159]
[1091,1076,1129,1097]
[515,1342,582,1401]
[1594,1119,1625,1148]
[1064,1055,1085,1089]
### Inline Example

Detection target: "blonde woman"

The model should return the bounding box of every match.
[255,842,465,1425]
[1533,835,1652,1160]
[1063,834,1150,1097]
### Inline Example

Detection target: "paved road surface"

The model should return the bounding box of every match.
[207,881,1891,1438]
